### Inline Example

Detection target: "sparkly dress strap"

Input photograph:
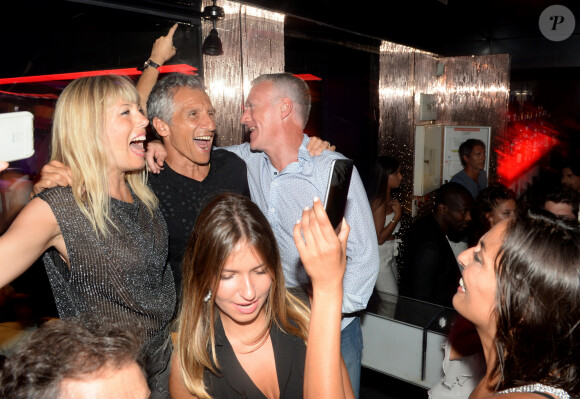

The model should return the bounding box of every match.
[497,383,569,399]
[533,393,559,399]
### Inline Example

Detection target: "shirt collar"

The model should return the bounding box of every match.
[261,134,313,174]
[298,134,312,162]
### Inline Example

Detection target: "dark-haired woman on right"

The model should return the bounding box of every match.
[453,207,580,399]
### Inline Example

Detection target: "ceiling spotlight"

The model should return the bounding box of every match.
[202,23,223,56]
[201,0,225,56]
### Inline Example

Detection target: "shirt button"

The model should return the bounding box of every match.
[270,207,275,212]
[274,171,278,175]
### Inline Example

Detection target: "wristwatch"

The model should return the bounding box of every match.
[138,59,161,71]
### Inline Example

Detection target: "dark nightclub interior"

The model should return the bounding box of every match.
[1,1,579,398]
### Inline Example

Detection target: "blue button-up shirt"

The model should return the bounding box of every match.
[449,169,488,199]
[226,135,379,330]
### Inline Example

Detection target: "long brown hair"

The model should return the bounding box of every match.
[175,193,310,399]
[493,207,580,394]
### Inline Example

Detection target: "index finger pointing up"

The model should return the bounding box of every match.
[166,23,178,39]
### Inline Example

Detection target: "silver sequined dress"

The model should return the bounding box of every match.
[38,186,176,386]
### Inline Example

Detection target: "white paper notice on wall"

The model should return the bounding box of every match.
[0,112,35,162]
[419,93,437,121]
[442,126,490,184]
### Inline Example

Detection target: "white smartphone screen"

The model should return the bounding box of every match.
[0,111,35,162]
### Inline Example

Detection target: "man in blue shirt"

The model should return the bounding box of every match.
[450,139,488,199]
[225,73,379,398]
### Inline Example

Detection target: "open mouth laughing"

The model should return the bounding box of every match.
[193,135,213,151]
[129,136,146,155]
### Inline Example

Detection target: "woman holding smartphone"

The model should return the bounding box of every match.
[170,193,354,399]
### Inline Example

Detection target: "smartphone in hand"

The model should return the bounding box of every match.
[0,112,35,162]
[323,158,354,229]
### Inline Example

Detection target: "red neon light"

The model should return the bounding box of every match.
[294,74,322,81]
[0,64,197,85]
[496,121,560,186]
[0,90,58,99]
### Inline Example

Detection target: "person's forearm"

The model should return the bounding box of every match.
[377,215,400,244]
[304,285,346,399]
[136,23,178,116]
[136,68,161,117]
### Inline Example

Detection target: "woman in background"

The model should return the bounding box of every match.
[469,183,517,246]
[367,156,403,296]
[170,193,354,399]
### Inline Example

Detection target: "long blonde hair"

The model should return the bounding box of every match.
[176,193,310,399]
[50,75,158,235]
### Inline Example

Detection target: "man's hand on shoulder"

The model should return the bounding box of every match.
[146,140,168,174]
[307,136,335,156]
[32,161,73,196]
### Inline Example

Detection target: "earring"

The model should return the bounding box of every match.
[203,290,212,302]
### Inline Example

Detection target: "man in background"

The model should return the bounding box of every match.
[561,156,580,194]
[543,184,579,219]
[450,139,487,199]
[399,182,474,308]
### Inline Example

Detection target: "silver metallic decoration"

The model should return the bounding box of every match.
[379,41,510,216]
[201,0,284,146]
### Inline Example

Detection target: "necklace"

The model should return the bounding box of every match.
[498,383,569,399]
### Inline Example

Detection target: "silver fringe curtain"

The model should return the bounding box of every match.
[201,0,284,146]
[379,41,509,214]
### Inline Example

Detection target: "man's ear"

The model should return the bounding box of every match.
[152,118,170,138]
[279,98,293,120]
[437,203,448,215]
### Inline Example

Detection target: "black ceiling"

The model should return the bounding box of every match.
[5,0,580,72]
[240,0,580,71]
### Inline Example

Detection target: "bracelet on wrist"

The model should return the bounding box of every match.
[137,59,161,72]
